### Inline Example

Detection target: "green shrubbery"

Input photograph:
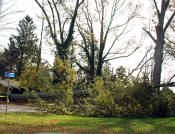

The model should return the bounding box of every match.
[34,57,76,114]
[20,65,52,92]
[19,61,175,118]
[76,76,175,118]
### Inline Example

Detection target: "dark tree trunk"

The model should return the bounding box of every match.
[89,37,95,81]
[96,58,103,76]
[153,39,164,87]
[17,60,22,78]
[17,53,24,78]
[144,0,175,89]
[96,42,105,76]
[89,57,95,82]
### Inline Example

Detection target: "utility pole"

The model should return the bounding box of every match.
[4,72,14,116]
[5,79,9,117]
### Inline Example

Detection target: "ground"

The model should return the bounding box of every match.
[0,100,39,113]
[0,100,175,134]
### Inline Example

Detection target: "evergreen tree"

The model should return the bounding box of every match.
[5,15,38,77]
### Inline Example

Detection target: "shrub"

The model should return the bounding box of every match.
[36,57,76,114]
[80,75,173,118]
[20,65,52,92]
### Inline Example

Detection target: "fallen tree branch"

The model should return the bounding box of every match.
[154,82,175,88]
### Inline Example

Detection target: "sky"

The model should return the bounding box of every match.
[1,0,175,87]
[0,0,2,14]
[0,0,55,65]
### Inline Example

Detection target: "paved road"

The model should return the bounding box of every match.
[0,79,16,87]
[0,104,39,113]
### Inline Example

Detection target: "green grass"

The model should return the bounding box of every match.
[0,113,175,134]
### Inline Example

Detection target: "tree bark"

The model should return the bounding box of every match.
[145,0,175,89]
[153,39,164,87]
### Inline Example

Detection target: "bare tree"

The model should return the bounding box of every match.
[76,0,140,81]
[34,0,84,60]
[143,0,175,89]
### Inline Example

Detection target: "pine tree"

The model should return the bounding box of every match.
[5,15,38,77]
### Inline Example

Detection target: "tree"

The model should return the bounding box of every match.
[0,37,20,78]
[5,15,38,77]
[3,37,19,70]
[76,0,139,81]
[143,0,175,88]
[0,51,8,78]
[34,0,84,60]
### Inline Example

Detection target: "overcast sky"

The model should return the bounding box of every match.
[1,0,175,86]
[0,0,55,65]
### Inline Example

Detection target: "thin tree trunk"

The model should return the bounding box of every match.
[36,3,45,90]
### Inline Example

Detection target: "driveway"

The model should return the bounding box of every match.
[0,79,17,87]
[0,104,39,113]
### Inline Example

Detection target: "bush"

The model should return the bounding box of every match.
[35,57,76,114]
[78,75,175,118]
[20,65,52,92]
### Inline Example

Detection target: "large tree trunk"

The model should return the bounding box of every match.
[89,39,95,81]
[145,0,175,89]
[96,51,104,77]
[89,60,95,82]
[153,39,164,87]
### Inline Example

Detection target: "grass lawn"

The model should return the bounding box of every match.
[0,113,175,134]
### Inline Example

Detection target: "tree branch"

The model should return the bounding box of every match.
[168,74,175,83]
[64,0,84,48]
[47,0,56,37]
[104,45,140,62]
[52,0,64,43]
[163,11,175,34]
[143,28,156,43]
[127,47,152,78]
[154,82,175,88]
[75,62,90,73]
[34,0,58,45]
[153,0,160,17]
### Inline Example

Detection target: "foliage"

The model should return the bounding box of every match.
[5,15,38,77]
[77,74,175,118]
[150,87,175,117]
[53,57,76,85]
[0,83,7,93]
[0,52,8,77]
[35,57,77,114]
[19,65,52,92]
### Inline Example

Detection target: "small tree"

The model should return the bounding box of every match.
[48,57,76,114]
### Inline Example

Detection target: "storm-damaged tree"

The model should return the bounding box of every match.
[143,0,175,89]
[34,0,85,60]
[75,0,140,81]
